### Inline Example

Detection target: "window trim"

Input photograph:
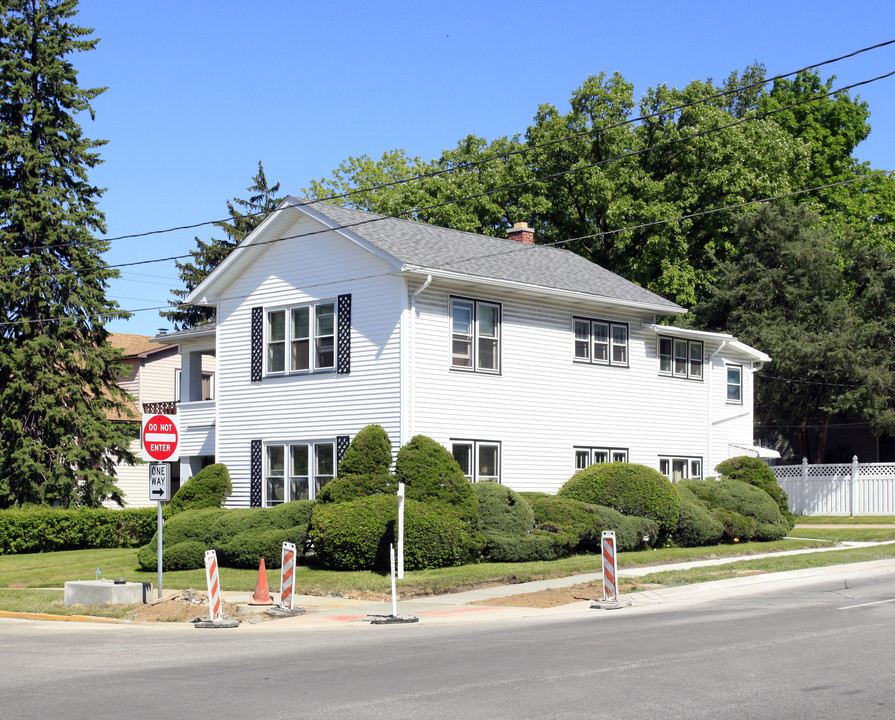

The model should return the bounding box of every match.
[726,364,743,404]
[573,317,629,368]
[450,297,502,374]
[264,440,335,505]
[658,336,703,380]
[574,446,629,471]
[659,455,703,482]
[265,301,338,377]
[451,439,501,483]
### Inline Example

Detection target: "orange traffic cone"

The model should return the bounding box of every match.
[248,558,274,605]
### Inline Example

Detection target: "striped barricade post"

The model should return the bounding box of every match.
[280,542,297,610]
[205,549,223,622]
[601,530,618,602]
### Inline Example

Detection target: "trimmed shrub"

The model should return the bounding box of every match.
[161,541,207,571]
[558,463,680,539]
[266,500,315,532]
[403,500,484,570]
[712,507,759,543]
[394,435,479,527]
[309,495,395,570]
[682,478,788,542]
[482,531,561,563]
[474,483,534,537]
[716,456,795,529]
[0,506,160,555]
[219,528,301,569]
[672,484,724,547]
[168,464,232,514]
[337,424,393,475]
[309,495,482,571]
[136,507,226,569]
[316,473,397,504]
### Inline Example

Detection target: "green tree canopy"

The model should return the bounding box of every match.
[0,0,135,507]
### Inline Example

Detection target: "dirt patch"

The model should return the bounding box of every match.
[468,580,659,608]
[125,589,272,624]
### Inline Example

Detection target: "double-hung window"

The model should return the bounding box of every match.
[265,441,335,505]
[574,447,628,470]
[727,365,743,404]
[451,298,500,373]
[266,301,336,375]
[659,337,703,380]
[659,456,703,482]
[573,318,628,367]
[451,440,501,482]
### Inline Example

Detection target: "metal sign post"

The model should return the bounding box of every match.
[149,463,170,599]
[397,483,405,579]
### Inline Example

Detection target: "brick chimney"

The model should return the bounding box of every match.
[507,221,534,244]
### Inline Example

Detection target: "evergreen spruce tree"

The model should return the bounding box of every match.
[163,162,283,329]
[0,0,135,507]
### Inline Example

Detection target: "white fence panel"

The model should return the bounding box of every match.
[773,458,895,516]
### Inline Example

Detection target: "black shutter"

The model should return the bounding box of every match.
[250,439,262,507]
[337,294,351,375]
[336,435,351,469]
[250,307,263,382]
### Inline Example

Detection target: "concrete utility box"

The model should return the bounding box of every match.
[63,580,150,606]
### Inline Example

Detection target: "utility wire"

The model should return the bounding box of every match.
[18,38,895,253]
[6,69,893,286]
[3,169,890,328]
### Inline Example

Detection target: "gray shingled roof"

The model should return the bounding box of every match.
[297,197,683,312]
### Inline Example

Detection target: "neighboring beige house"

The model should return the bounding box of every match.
[104,333,215,508]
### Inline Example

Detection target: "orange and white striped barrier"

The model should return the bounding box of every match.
[601,530,618,602]
[280,542,297,610]
[204,549,223,622]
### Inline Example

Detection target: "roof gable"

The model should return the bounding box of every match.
[187,197,684,314]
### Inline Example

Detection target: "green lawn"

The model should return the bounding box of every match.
[794,515,895,524]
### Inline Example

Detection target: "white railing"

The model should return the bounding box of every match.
[773,457,895,516]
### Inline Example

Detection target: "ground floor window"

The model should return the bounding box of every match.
[451,440,501,482]
[574,447,629,470]
[659,456,703,482]
[265,441,334,504]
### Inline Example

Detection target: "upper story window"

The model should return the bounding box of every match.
[175,370,214,402]
[727,365,743,404]
[451,298,500,373]
[659,337,703,380]
[266,302,336,375]
[573,317,628,367]
[451,439,501,482]
[574,446,628,470]
[265,441,334,505]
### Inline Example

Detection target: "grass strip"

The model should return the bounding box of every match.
[793,516,895,525]
[0,589,137,618]
[631,544,895,589]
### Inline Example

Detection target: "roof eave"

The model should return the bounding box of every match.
[401,267,685,315]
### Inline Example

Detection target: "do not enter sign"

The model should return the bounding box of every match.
[142,414,180,462]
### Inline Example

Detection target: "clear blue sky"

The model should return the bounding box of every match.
[70,0,895,337]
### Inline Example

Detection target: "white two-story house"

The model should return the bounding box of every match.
[162,197,774,508]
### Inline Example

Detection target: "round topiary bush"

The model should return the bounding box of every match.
[716,456,795,529]
[682,478,788,542]
[474,483,534,537]
[403,499,484,569]
[394,435,479,527]
[315,473,397,504]
[337,424,393,475]
[309,495,396,570]
[672,484,724,547]
[168,464,232,514]
[558,463,680,539]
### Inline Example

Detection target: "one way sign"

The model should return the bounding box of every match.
[149,463,170,502]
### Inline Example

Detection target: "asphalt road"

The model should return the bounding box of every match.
[3,568,895,719]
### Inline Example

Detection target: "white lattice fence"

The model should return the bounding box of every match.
[773,458,895,515]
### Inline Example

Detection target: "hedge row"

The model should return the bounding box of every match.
[0,506,161,555]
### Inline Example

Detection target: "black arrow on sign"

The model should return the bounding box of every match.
[151,487,165,498]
